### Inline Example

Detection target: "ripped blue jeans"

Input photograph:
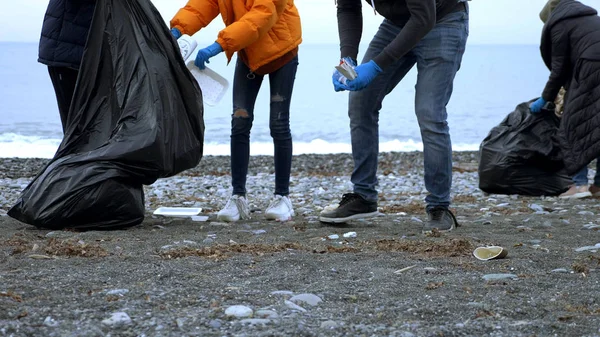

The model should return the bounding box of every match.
[230,55,298,196]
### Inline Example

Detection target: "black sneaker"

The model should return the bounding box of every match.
[319,193,378,224]
[422,206,459,234]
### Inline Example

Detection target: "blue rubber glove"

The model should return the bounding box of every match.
[332,57,356,92]
[170,28,182,40]
[345,60,382,91]
[194,42,224,69]
[529,97,547,113]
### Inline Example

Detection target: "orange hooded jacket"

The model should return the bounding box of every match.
[170,0,302,72]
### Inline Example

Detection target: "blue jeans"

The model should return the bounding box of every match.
[230,56,299,196]
[572,159,600,186]
[348,10,468,210]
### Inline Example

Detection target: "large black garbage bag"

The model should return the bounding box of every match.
[478,100,570,196]
[8,0,204,230]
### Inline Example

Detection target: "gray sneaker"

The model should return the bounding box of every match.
[422,207,459,234]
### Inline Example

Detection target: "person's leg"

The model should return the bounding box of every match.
[320,19,417,223]
[263,55,299,221]
[267,55,299,196]
[47,66,79,134]
[411,9,468,231]
[591,160,600,196]
[413,10,468,210]
[218,59,264,222]
[559,165,592,199]
[573,166,589,186]
[230,59,264,197]
[349,19,418,202]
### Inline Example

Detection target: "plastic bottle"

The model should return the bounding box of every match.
[177,34,198,62]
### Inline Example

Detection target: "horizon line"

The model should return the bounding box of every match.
[0,40,540,46]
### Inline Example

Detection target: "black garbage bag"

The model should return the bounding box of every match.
[478,100,570,196]
[8,0,204,230]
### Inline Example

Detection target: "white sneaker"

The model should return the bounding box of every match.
[217,195,251,222]
[265,195,295,221]
[559,185,592,199]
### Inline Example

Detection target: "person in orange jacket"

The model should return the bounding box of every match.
[170,0,302,223]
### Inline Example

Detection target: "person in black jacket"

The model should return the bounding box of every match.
[530,0,600,180]
[38,0,96,134]
[320,0,469,234]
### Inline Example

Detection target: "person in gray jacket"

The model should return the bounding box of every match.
[320,0,469,234]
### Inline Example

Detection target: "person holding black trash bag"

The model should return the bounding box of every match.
[530,0,600,177]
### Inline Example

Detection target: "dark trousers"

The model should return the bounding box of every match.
[48,66,79,134]
[230,56,299,196]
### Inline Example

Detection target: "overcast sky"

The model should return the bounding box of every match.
[1,0,599,44]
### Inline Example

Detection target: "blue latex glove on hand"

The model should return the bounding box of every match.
[344,60,382,91]
[170,28,182,40]
[332,57,356,92]
[195,42,224,69]
[529,97,547,113]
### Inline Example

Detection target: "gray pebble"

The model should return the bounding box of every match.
[289,293,323,307]
[321,320,339,329]
[207,319,222,329]
[482,273,518,281]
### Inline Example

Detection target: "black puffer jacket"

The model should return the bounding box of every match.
[38,0,96,70]
[540,0,600,175]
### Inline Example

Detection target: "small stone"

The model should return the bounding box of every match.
[551,268,568,273]
[106,289,129,296]
[101,312,132,327]
[575,243,600,252]
[207,319,222,329]
[43,316,59,327]
[285,300,307,312]
[271,290,294,296]
[528,204,544,212]
[255,309,278,319]
[482,273,518,281]
[45,231,72,239]
[289,293,323,307]
[224,305,253,318]
[210,222,230,227]
[343,231,357,238]
[239,318,271,326]
[321,320,339,329]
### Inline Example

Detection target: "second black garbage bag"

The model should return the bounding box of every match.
[8,0,205,230]
[478,100,570,196]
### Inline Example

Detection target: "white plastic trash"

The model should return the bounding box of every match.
[185,59,229,107]
[177,35,198,62]
[153,207,203,217]
[176,34,229,107]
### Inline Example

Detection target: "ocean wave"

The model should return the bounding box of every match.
[0,133,480,158]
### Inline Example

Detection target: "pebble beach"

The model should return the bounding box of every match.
[2,151,600,336]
